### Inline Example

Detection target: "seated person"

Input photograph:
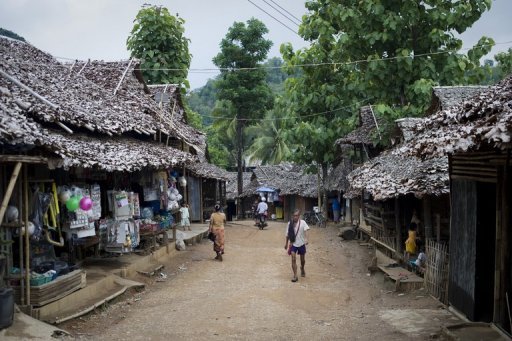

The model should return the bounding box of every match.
[413,248,427,274]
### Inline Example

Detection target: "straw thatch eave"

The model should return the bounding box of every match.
[396,77,510,158]
[347,151,449,201]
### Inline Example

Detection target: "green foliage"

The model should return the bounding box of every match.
[495,48,512,79]
[0,28,26,42]
[280,0,493,210]
[212,18,274,182]
[205,126,232,169]
[186,79,218,125]
[183,104,203,130]
[127,5,191,86]
[213,18,274,121]
[282,0,494,157]
[245,105,294,165]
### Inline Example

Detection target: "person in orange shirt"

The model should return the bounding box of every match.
[208,204,226,261]
[405,222,418,261]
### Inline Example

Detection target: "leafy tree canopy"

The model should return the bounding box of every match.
[495,48,512,79]
[213,18,274,120]
[127,5,191,87]
[212,18,274,194]
[280,0,494,211]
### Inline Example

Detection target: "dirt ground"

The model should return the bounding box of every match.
[60,220,459,340]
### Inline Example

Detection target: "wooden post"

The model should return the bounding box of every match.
[423,196,433,240]
[0,162,22,225]
[23,164,30,305]
[395,198,402,259]
[435,214,441,243]
[17,175,25,305]
[200,178,204,224]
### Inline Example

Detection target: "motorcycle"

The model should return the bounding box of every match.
[257,212,268,230]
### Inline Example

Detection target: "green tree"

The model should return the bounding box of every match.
[495,48,512,79]
[186,79,218,125]
[213,18,274,204]
[245,106,294,165]
[281,0,494,212]
[127,5,191,86]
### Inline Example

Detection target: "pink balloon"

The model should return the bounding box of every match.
[79,196,93,211]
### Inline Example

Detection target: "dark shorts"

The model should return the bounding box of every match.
[289,244,306,255]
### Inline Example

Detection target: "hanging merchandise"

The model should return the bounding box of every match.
[143,187,158,201]
[5,205,18,223]
[105,219,139,253]
[29,188,52,242]
[65,196,80,212]
[129,192,141,217]
[113,191,131,219]
[79,197,93,211]
[178,176,187,187]
[90,184,102,220]
[157,171,168,210]
[58,187,71,203]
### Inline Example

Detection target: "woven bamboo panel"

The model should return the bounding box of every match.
[425,239,449,304]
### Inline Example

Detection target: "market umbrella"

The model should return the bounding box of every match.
[256,186,276,193]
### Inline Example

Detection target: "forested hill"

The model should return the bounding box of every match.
[187,57,289,126]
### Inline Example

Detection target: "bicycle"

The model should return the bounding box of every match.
[302,211,326,228]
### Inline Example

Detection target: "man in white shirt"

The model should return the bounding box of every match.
[284,209,310,282]
[256,197,268,215]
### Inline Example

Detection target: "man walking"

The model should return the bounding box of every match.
[284,209,310,282]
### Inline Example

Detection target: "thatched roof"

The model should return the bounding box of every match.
[186,161,228,181]
[396,77,510,157]
[240,163,318,198]
[0,36,196,140]
[325,158,353,192]
[342,85,492,200]
[0,37,200,172]
[0,86,196,171]
[427,85,491,114]
[335,106,378,146]
[226,172,252,200]
[148,84,207,159]
[346,151,448,200]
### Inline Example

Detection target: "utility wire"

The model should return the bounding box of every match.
[247,0,300,37]
[43,40,512,73]
[259,0,300,27]
[267,0,302,24]
[205,98,371,121]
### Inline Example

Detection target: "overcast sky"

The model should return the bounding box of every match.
[1,0,511,90]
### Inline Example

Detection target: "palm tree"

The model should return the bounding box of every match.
[245,110,294,165]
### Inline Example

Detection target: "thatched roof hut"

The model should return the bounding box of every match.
[0,36,198,171]
[241,163,318,198]
[225,172,252,200]
[394,81,507,158]
[346,152,449,200]
[344,85,491,200]
[335,106,379,146]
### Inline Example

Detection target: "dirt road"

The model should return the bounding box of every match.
[62,220,459,340]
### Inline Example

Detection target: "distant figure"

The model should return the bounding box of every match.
[179,202,191,231]
[209,204,226,261]
[252,199,259,225]
[284,209,310,283]
[256,197,268,217]
[405,222,418,260]
[332,197,341,223]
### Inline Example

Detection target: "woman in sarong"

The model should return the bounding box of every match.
[209,204,226,261]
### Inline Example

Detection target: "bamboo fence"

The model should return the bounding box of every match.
[425,239,449,304]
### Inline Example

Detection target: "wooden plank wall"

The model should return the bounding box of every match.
[448,179,478,320]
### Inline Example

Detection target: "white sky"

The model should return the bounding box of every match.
[0,0,511,90]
